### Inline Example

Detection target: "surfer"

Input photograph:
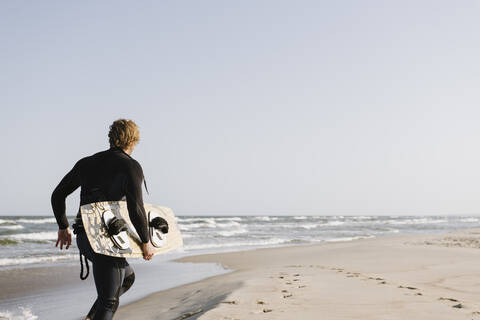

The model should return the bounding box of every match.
[51,119,155,320]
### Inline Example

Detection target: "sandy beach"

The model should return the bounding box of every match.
[3,228,480,319]
[115,229,480,320]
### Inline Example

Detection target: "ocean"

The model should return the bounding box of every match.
[1,214,480,319]
[1,214,480,269]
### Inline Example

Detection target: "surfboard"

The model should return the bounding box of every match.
[80,201,183,258]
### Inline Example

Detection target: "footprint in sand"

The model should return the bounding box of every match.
[283,293,293,298]
[398,285,418,290]
[281,289,289,293]
[263,309,273,313]
[178,309,203,320]
[220,300,238,305]
[366,277,384,281]
[438,298,464,309]
[438,297,459,302]
[396,286,427,298]
[298,285,307,288]
[256,300,267,305]
[287,264,303,268]
[346,272,361,278]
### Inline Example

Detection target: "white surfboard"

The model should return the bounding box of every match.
[80,201,183,258]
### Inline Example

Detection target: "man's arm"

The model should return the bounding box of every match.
[51,161,81,250]
[51,162,81,229]
[125,160,150,243]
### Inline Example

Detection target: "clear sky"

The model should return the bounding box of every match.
[1,1,480,216]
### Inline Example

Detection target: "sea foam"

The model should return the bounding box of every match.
[0,254,78,267]
[0,307,38,320]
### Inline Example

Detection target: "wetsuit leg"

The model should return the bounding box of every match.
[120,263,135,296]
[87,263,135,318]
[112,263,135,314]
[76,230,129,320]
[91,255,125,320]
[76,231,100,319]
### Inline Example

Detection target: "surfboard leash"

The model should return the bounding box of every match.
[79,253,90,280]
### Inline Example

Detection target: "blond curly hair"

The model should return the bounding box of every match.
[108,119,140,149]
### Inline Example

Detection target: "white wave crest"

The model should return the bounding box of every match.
[0,307,38,320]
[179,219,244,231]
[0,219,16,225]
[216,227,248,237]
[253,216,278,221]
[176,217,201,223]
[459,218,479,222]
[181,233,194,238]
[300,223,318,229]
[4,231,58,241]
[0,225,24,230]
[184,237,288,250]
[352,216,373,220]
[319,221,344,226]
[179,222,216,231]
[214,217,243,222]
[325,235,375,242]
[216,221,241,228]
[0,254,77,266]
[16,218,57,224]
[293,216,308,220]
[178,217,243,223]
[386,218,447,225]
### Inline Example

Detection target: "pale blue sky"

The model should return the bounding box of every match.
[1,1,480,215]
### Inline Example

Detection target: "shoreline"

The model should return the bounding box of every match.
[0,260,229,319]
[116,228,480,320]
[3,228,480,319]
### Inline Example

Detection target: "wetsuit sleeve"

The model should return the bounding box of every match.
[51,162,81,229]
[125,161,149,243]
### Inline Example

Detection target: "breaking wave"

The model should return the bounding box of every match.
[0,254,77,267]
[0,307,38,320]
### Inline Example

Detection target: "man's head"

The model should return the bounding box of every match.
[108,119,140,154]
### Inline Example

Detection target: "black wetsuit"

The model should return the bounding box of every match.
[51,147,149,320]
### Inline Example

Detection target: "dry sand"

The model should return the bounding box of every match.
[116,229,480,320]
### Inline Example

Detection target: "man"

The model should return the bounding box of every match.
[51,119,155,320]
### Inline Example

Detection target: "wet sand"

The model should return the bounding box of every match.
[3,229,480,319]
[0,265,80,301]
[117,229,480,320]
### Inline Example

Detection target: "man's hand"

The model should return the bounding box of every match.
[56,228,72,250]
[141,242,155,261]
